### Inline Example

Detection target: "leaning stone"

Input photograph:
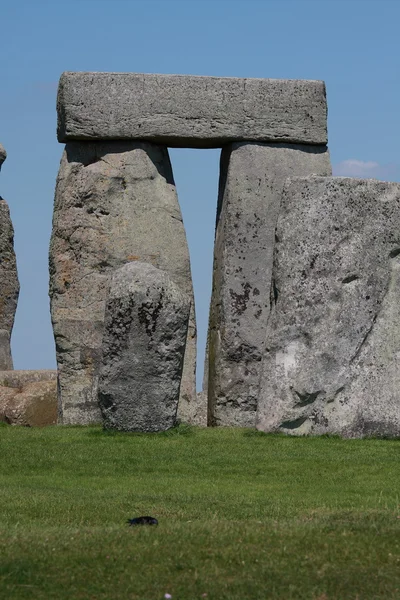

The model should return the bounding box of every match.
[57,72,328,147]
[50,141,196,425]
[4,380,57,426]
[207,143,331,427]
[257,176,400,438]
[0,198,19,370]
[98,262,190,432]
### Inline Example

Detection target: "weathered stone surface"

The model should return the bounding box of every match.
[0,369,57,389]
[99,262,190,432]
[207,144,331,427]
[2,380,57,426]
[0,386,19,421]
[0,143,6,169]
[57,72,328,147]
[194,390,208,427]
[0,196,19,370]
[49,141,196,425]
[257,176,400,438]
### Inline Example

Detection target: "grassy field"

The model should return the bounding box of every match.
[0,424,399,600]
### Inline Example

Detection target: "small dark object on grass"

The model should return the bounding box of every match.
[127,516,158,526]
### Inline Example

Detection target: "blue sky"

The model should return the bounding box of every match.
[1,0,399,388]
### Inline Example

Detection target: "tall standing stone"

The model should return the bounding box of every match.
[0,145,19,370]
[207,143,331,427]
[257,177,400,437]
[99,262,190,432]
[49,141,196,424]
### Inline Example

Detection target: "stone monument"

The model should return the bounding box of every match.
[51,72,331,427]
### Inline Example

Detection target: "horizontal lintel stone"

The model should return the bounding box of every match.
[57,72,328,147]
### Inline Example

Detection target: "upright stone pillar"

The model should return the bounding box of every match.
[0,144,19,370]
[49,141,196,424]
[207,143,331,427]
[99,262,190,432]
[257,177,400,437]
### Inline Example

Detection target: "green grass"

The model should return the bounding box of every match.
[0,424,399,599]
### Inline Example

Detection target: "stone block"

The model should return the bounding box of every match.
[0,369,57,389]
[207,144,331,427]
[2,380,57,426]
[257,176,400,437]
[99,262,190,432]
[49,141,196,424]
[0,198,19,369]
[57,72,328,147]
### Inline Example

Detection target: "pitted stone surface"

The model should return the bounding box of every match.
[207,144,331,427]
[49,141,196,425]
[0,198,19,370]
[57,72,328,147]
[99,262,190,432]
[257,176,400,438]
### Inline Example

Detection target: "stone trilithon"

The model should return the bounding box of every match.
[51,71,330,429]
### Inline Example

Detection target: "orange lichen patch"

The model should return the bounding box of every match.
[127,255,141,261]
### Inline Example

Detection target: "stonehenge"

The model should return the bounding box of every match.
[0,73,398,435]
[99,262,190,432]
[52,72,332,430]
[0,144,19,371]
[44,71,400,435]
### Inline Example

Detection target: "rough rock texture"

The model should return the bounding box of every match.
[207,144,331,427]
[0,386,19,421]
[49,141,196,425]
[257,176,400,438]
[0,370,57,389]
[0,197,20,370]
[99,262,190,432]
[57,72,328,147]
[1,380,57,426]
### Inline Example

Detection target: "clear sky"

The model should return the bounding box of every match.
[1,0,399,388]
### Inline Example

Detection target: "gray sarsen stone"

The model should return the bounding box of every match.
[99,262,190,432]
[49,141,196,424]
[0,173,19,370]
[207,144,331,427]
[57,72,328,147]
[257,176,400,437]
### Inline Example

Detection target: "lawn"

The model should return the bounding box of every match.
[0,424,399,600]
